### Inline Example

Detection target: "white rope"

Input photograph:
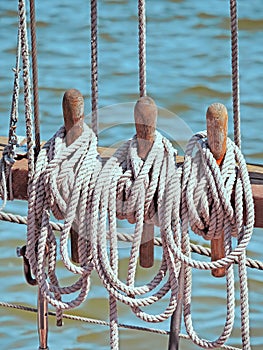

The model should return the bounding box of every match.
[90,131,181,326]
[160,132,254,349]
[26,124,101,320]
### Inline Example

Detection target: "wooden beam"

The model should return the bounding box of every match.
[1,137,263,228]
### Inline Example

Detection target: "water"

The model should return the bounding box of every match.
[0,1,263,349]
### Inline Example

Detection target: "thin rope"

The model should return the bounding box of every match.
[19,0,35,182]
[230,0,241,149]
[29,0,41,156]
[138,0,146,97]
[0,23,21,208]
[0,209,261,270]
[0,301,242,350]
[90,0,98,136]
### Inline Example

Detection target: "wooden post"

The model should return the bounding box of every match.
[62,89,85,264]
[206,103,228,278]
[134,96,157,268]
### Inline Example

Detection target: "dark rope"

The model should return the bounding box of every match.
[138,0,146,97]
[90,0,98,136]
[29,0,41,156]
[230,0,241,149]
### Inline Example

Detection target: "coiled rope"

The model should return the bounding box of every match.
[90,128,180,350]
[161,132,254,349]
[26,124,101,321]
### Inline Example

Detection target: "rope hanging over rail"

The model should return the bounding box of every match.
[90,128,179,318]
[175,131,254,349]
[26,122,101,318]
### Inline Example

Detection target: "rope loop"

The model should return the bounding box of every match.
[26,124,101,312]
[90,130,181,322]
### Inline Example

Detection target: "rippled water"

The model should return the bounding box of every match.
[0,1,263,349]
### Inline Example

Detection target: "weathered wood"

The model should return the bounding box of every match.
[207,103,228,278]
[134,96,157,268]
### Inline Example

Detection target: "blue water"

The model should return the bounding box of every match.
[0,1,263,349]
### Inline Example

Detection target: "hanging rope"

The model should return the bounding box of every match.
[138,0,147,97]
[90,0,98,136]
[26,125,101,316]
[29,0,41,156]
[19,0,35,183]
[90,129,180,324]
[0,25,21,208]
[230,0,241,149]
[159,132,254,349]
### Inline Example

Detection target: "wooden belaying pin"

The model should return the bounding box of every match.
[134,96,157,268]
[62,89,85,264]
[206,103,228,278]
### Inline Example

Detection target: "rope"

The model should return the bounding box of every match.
[26,124,101,318]
[29,0,41,156]
[138,0,147,97]
[229,2,251,347]
[90,0,98,136]
[0,9,22,208]
[0,209,262,271]
[230,0,241,149]
[161,132,254,349]
[0,301,242,350]
[19,0,35,183]
[90,131,180,321]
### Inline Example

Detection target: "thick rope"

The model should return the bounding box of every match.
[29,0,41,156]
[90,0,98,136]
[138,0,147,97]
[26,125,101,318]
[230,0,241,149]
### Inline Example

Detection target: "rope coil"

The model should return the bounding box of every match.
[26,124,101,315]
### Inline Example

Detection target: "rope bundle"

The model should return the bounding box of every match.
[91,131,180,314]
[24,122,254,349]
[26,124,101,318]
[159,132,254,349]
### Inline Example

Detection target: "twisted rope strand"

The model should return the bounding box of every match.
[138,0,146,97]
[230,0,241,149]
[90,0,98,135]
[29,0,41,156]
